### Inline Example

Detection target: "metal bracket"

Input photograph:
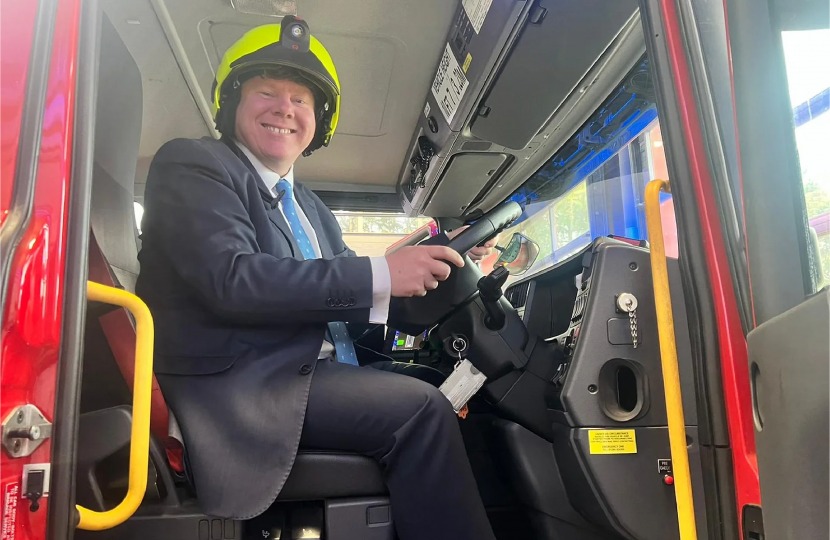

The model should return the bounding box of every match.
[2,404,52,458]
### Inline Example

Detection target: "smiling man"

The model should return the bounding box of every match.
[135,19,497,540]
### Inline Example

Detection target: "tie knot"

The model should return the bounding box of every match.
[276,179,293,200]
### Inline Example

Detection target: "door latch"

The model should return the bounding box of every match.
[2,404,52,458]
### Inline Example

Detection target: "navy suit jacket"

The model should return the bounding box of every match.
[136,136,373,518]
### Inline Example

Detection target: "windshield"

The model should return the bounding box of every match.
[491,58,677,282]
[334,212,433,256]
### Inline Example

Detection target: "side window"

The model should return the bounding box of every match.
[134,201,144,233]
[782,29,830,288]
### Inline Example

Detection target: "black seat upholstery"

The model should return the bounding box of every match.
[89,14,386,505]
[280,451,387,500]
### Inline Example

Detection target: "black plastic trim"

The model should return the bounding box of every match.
[0,0,58,328]
[46,2,100,539]
[726,0,816,323]
[676,0,754,333]
[639,1,738,539]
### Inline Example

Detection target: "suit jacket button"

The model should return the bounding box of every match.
[326,298,335,307]
[348,297,356,306]
[299,364,313,375]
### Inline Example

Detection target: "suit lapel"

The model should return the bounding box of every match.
[295,184,335,259]
[223,138,301,257]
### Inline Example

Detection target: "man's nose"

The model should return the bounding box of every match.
[269,93,294,117]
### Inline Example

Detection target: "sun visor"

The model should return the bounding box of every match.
[398,0,640,219]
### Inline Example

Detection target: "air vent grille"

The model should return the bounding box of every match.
[230,0,297,17]
[505,281,531,309]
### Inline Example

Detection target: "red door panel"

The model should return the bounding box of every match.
[1,1,81,539]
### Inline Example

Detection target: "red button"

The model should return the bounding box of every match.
[663,475,674,486]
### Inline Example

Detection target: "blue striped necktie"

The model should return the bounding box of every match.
[276,179,358,366]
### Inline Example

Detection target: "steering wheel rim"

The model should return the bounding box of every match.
[445,201,523,255]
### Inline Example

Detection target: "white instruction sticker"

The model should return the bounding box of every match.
[431,43,469,124]
[462,0,493,34]
[2,482,18,540]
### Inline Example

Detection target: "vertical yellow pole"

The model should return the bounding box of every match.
[644,179,698,540]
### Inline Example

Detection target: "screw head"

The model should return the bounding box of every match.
[588,384,598,394]
[16,410,24,423]
[12,440,21,453]
[629,262,638,271]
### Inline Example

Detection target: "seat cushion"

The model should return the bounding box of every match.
[278,451,387,501]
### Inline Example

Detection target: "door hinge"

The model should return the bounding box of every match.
[742,505,765,540]
[2,404,52,458]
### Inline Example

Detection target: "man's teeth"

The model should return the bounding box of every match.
[264,126,294,134]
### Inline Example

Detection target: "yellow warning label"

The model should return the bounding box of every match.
[588,430,638,454]
[463,53,473,73]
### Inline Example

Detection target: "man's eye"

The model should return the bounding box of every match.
[260,92,274,98]
[294,98,307,105]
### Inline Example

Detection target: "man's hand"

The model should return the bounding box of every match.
[386,245,465,297]
[446,227,500,263]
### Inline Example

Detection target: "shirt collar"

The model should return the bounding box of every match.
[234,140,294,195]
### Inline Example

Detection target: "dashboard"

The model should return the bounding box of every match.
[492,236,703,540]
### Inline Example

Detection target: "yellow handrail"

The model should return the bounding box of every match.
[76,282,154,530]
[644,180,698,540]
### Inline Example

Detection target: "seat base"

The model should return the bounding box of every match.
[74,497,394,540]
[280,450,387,501]
[75,407,391,540]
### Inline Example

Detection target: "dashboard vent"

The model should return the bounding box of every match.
[505,281,531,309]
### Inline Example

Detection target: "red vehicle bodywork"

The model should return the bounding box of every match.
[658,0,762,531]
[1,1,81,539]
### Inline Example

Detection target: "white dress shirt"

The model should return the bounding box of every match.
[236,143,391,359]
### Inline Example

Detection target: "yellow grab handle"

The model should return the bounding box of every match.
[76,282,154,530]
[644,180,698,540]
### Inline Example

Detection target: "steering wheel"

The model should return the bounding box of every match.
[388,201,523,335]
[445,201,523,255]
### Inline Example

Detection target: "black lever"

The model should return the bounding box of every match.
[409,136,435,190]
[477,266,509,330]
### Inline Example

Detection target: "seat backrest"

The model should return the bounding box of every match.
[88,15,183,472]
[90,15,143,293]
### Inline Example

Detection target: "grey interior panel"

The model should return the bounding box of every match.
[100,0,210,201]
[102,0,649,218]
[424,153,511,217]
[398,7,646,219]
[91,15,144,292]
[471,0,639,150]
[747,288,829,540]
[569,426,708,540]
[105,0,459,193]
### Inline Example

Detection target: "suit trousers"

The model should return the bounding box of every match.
[300,359,497,540]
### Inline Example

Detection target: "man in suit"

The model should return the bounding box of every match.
[136,19,498,540]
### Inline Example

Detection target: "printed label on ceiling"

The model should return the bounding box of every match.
[431,42,470,124]
[588,429,638,455]
[462,0,493,34]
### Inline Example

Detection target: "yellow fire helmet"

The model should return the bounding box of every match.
[211,16,341,156]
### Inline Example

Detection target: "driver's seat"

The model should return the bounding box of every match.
[76,15,393,540]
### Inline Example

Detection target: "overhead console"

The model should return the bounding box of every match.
[398,0,641,218]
